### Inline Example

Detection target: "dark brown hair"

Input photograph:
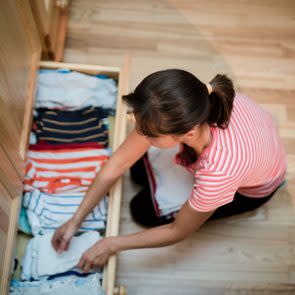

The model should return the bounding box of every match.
[122,69,235,164]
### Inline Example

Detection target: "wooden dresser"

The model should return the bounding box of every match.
[0,1,129,294]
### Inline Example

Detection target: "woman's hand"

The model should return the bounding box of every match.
[51,218,80,253]
[77,237,116,272]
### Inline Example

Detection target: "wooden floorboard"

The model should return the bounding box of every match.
[65,1,295,294]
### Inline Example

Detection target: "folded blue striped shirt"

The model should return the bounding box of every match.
[23,189,108,235]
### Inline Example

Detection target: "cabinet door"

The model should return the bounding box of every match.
[0,0,41,178]
[29,0,69,61]
[0,1,41,294]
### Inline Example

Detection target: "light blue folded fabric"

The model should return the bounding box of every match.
[18,207,32,235]
[10,273,105,295]
[36,69,117,114]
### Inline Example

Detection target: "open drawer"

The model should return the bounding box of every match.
[40,60,129,295]
[0,1,129,294]
[24,60,129,294]
[2,60,129,295]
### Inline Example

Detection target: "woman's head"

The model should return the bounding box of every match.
[123,69,235,148]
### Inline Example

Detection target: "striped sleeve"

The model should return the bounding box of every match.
[188,170,239,212]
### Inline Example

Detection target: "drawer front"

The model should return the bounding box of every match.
[0,145,23,294]
[0,146,24,198]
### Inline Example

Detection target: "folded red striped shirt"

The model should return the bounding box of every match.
[24,147,109,194]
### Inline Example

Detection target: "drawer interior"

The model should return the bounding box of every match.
[10,60,128,295]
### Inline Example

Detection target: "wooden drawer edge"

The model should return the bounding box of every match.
[103,55,130,295]
[39,61,121,79]
[20,51,40,161]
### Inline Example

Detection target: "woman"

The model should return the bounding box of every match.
[51,69,287,272]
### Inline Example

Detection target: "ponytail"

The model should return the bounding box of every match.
[122,70,235,137]
[207,74,235,128]
[122,70,235,166]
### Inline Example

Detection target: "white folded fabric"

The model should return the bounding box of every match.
[148,145,194,215]
[21,231,101,280]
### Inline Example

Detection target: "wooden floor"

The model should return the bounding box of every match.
[65,1,295,294]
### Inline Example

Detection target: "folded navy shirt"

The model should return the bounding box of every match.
[34,106,109,147]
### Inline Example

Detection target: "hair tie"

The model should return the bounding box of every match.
[206,83,213,95]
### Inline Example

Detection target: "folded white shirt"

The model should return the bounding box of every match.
[148,145,194,215]
[21,231,101,280]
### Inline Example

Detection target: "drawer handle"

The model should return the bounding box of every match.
[114,285,127,295]
[55,0,69,9]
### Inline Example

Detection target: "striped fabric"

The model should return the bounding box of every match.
[23,189,108,235]
[175,93,287,212]
[24,147,110,194]
[35,106,109,146]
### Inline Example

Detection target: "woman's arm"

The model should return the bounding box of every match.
[51,128,151,252]
[113,202,214,250]
[77,201,215,271]
[72,128,151,225]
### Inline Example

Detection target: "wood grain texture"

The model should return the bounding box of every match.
[0,197,22,295]
[0,1,41,294]
[65,1,295,294]
[47,0,295,294]
[0,181,20,295]
[30,0,70,61]
[0,0,40,174]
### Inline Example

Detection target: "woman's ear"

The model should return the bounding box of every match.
[182,126,199,141]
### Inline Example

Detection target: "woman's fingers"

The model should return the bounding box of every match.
[77,239,113,272]
[77,254,106,273]
[77,251,95,272]
[58,238,69,253]
[82,260,92,273]
[93,257,104,268]
[51,230,63,252]
[51,219,78,253]
[77,254,86,270]
[51,229,69,253]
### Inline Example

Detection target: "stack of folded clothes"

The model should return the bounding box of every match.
[13,68,118,294]
[22,69,117,235]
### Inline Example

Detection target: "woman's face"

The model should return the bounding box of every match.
[146,134,181,148]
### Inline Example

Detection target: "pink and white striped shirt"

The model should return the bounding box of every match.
[175,93,287,212]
